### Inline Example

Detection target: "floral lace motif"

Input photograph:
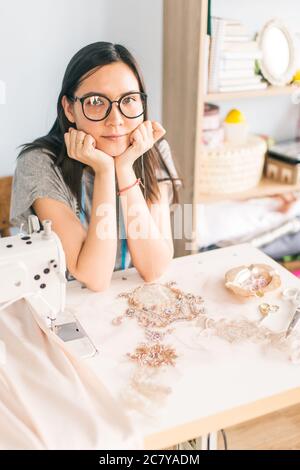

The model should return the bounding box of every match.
[113,281,205,412]
[112,281,205,368]
[196,315,300,363]
[127,343,178,368]
[113,281,205,330]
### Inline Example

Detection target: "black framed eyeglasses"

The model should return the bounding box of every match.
[68,91,147,121]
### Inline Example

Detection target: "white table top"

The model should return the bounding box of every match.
[65,244,300,449]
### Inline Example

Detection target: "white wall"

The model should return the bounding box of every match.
[101,0,163,122]
[211,0,300,140]
[0,0,162,177]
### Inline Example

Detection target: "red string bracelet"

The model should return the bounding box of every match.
[117,178,144,196]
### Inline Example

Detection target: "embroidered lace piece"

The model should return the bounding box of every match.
[119,366,173,416]
[195,316,300,363]
[113,281,205,412]
[113,281,205,366]
[127,343,178,368]
[113,281,205,329]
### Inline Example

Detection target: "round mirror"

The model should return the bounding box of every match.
[257,19,296,86]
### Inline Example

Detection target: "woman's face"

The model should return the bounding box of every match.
[63,62,144,157]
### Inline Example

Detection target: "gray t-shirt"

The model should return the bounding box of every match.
[10,138,181,272]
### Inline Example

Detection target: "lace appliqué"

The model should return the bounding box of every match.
[113,280,205,371]
[119,366,173,416]
[113,281,205,330]
[196,316,300,363]
[113,281,205,413]
[127,343,178,368]
[113,281,205,366]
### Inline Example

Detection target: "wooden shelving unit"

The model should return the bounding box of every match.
[163,0,300,256]
[206,84,298,101]
[197,177,300,203]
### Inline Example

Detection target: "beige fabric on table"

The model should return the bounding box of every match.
[0,298,140,450]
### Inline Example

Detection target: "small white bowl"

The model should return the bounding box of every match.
[224,122,249,145]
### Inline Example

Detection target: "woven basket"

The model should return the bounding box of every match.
[198,135,267,194]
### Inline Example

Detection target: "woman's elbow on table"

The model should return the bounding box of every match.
[84,280,111,293]
[64,262,106,292]
[71,267,112,293]
[139,255,173,283]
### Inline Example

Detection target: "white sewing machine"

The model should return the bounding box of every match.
[0,216,97,358]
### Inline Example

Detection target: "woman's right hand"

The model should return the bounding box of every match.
[64,128,114,173]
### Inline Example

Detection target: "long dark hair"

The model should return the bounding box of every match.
[18,41,180,219]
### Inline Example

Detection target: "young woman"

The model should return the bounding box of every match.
[10,42,182,291]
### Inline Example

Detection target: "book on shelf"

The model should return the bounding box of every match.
[221,50,262,60]
[208,17,226,92]
[218,81,267,92]
[213,16,247,33]
[219,76,263,87]
[224,22,249,37]
[208,17,263,93]
[220,59,256,71]
[219,69,257,79]
[221,40,259,52]
[223,35,253,42]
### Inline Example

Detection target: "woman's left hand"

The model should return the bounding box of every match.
[115,120,166,168]
[273,192,298,213]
